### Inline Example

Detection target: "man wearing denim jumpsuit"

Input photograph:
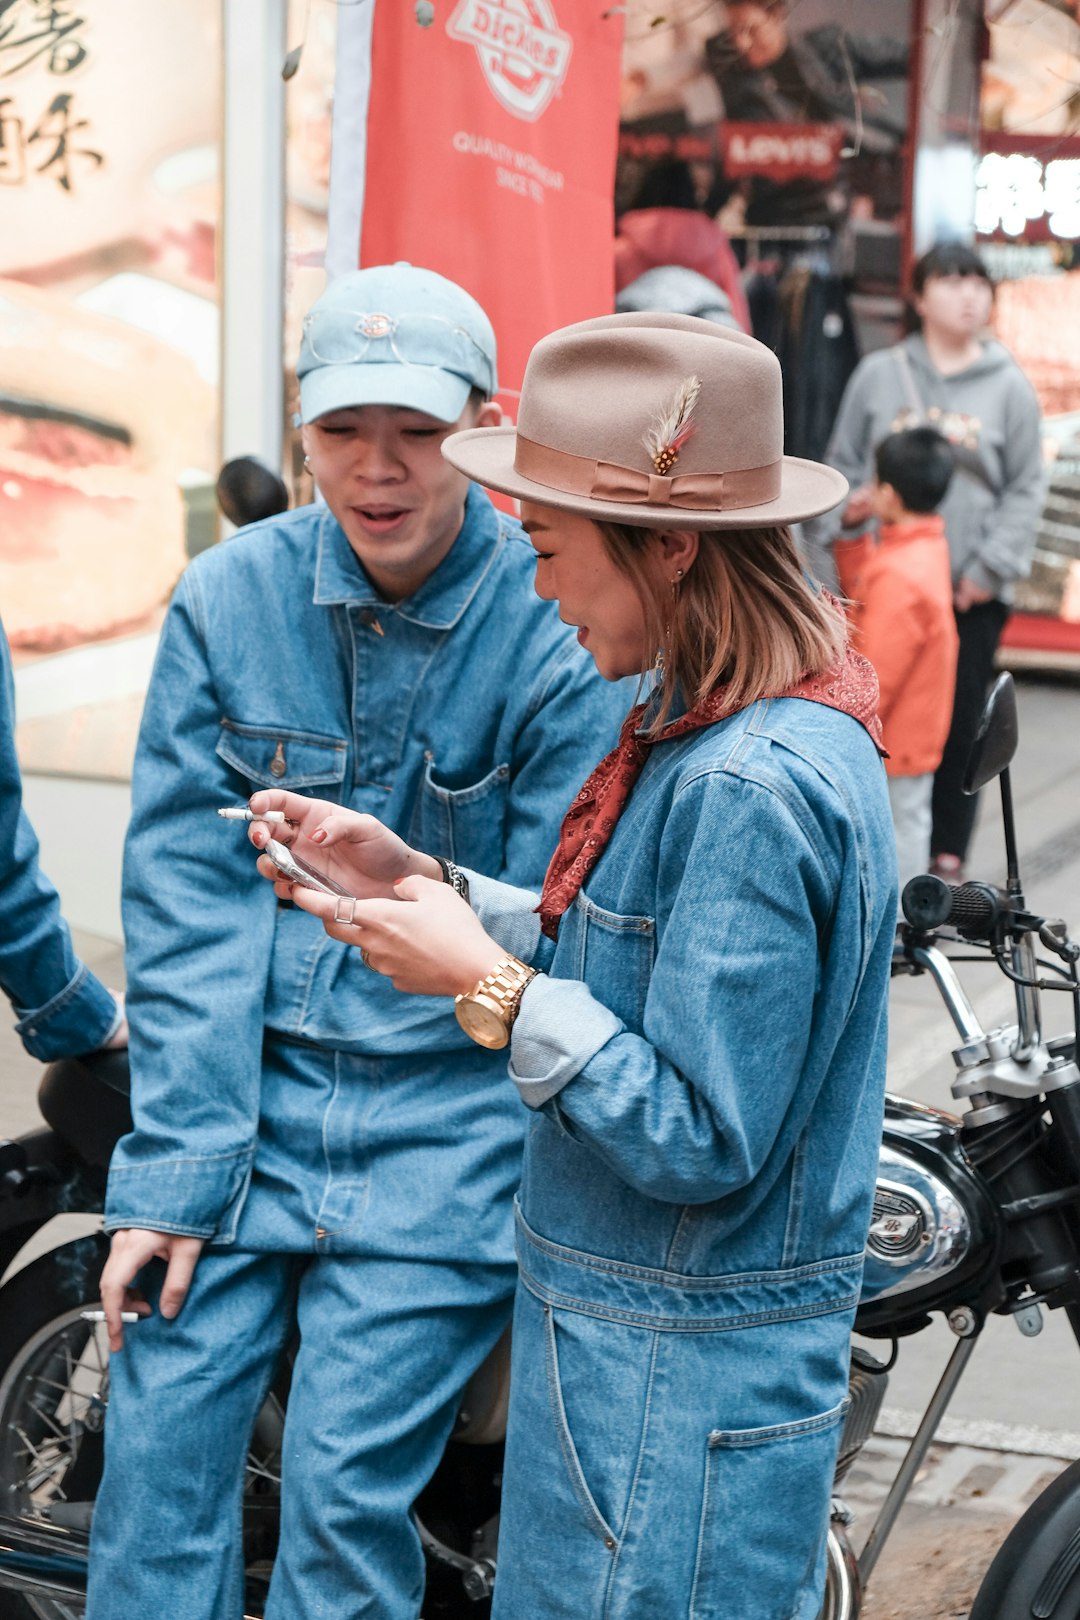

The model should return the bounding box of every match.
[86,266,628,1619]
[0,617,124,1058]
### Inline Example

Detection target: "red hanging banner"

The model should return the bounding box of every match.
[359,0,624,413]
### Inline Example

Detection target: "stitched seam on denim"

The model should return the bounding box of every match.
[209,1154,255,1245]
[603,1329,661,1617]
[663,1206,694,1273]
[387,625,456,802]
[16,961,88,1029]
[781,1129,808,1270]
[109,1148,253,1169]
[707,1396,849,1448]
[215,741,347,790]
[422,758,511,806]
[577,892,655,935]
[516,1212,862,1288]
[184,562,209,644]
[522,630,582,724]
[218,719,348,750]
[103,1217,219,1240]
[520,1268,860,1331]
[524,1241,863,1290]
[543,1303,617,1544]
[394,524,505,629]
[689,1433,714,1620]
[294,922,327,1031]
[313,1051,376,1239]
[316,1051,343,1235]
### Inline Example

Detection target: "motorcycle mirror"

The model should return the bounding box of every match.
[963,673,1019,796]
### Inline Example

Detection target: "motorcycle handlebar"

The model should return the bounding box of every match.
[901,874,1004,938]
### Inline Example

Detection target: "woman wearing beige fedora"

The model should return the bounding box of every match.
[246,312,897,1618]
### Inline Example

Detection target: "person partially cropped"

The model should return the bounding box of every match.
[0,616,126,1059]
[843,427,959,900]
[814,242,1043,881]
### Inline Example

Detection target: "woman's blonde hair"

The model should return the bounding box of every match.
[597,521,847,732]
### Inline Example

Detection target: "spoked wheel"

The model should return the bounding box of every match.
[0,1237,285,1620]
[817,1522,862,1620]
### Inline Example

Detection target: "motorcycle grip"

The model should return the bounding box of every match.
[902,874,1002,937]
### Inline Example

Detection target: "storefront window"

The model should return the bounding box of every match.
[978,0,1080,655]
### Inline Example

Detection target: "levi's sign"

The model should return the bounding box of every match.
[447,0,573,122]
[719,122,843,184]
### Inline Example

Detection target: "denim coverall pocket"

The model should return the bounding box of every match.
[690,1398,849,1620]
[567,891,655,1030]
[215,719,348,792]
[408,756,510,870]
[539,1298,655,1550]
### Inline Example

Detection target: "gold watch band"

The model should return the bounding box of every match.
[454,954,537,1049]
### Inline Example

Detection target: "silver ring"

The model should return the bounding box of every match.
[333,895,358,926]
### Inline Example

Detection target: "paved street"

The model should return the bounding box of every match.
[2,670,1080,1615]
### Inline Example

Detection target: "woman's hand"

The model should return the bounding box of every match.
[245,789,440,902]
[285,873,506,997]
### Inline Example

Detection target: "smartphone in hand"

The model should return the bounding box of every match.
[262,836,355,899]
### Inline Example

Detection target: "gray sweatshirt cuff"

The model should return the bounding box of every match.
[463,870,543,965]
[509,974,621,1108]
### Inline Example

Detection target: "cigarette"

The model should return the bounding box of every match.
[217,807,288,823]
[80,1310,142,1324]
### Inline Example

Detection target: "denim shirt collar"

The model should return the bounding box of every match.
[312,485,505,629]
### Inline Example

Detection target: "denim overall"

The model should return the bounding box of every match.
[468,695,896,1618]
[87,490,628,1620]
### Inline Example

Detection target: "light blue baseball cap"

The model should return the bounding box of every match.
[297,263,498,425]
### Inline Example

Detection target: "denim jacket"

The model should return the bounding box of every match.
[106,488,629,1240]
[470,695,897,1302]
[0,618,119,1060]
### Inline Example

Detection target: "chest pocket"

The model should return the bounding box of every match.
[216,720,348,793]
[562,889,656,1032]
[408,755,510,874]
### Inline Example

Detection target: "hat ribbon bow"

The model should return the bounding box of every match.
[514,436,781,513]
[591,463,724,508]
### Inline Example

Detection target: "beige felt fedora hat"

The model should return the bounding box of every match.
[443,311,847,530]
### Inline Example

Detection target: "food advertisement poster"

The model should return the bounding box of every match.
[2,0,222,781]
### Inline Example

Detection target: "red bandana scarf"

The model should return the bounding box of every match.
[538,640,885,940]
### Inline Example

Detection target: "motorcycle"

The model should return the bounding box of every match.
[1,671,1078,1619]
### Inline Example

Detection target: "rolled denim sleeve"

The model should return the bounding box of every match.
[105,568,275,1241]
[508,770,839,1204]
[463,871,556,970]
[0,619,120,1060]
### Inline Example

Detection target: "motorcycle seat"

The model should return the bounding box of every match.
[453,1325,511,1445]
[37,1050,132,1170]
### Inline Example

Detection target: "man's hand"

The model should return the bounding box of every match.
[954,577,993,612]
[246,790,440,901]
[99,1229,204,1353]
[287,873,505,997]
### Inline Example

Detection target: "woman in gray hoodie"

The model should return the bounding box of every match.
[813,242,1043,879]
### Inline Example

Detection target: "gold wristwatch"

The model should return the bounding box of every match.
[454,955,537,1050]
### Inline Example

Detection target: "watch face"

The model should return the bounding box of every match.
[455,997,509,1050]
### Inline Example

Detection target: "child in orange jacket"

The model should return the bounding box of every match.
[844,426,958,902]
